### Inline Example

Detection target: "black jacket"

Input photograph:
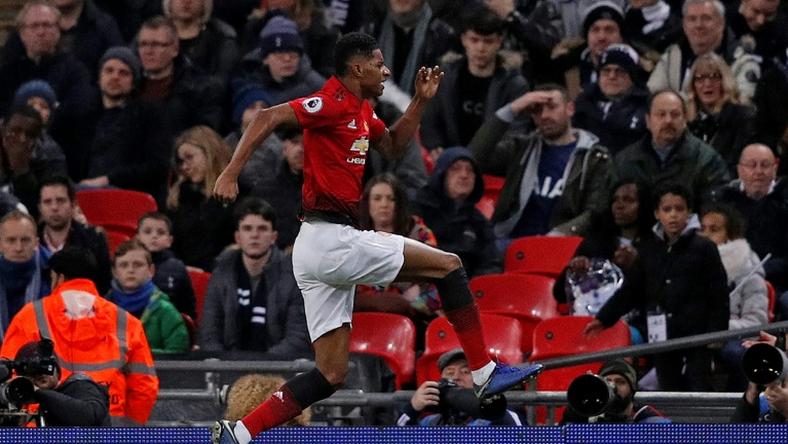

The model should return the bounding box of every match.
[709,178,788,290]
[34,373,111,427]
[179,18,239,84]
[687,102,756,176]
[38,222,112,294]
[58,0,124,78]
[152,249,196,318]
[596,220,730,339]
[573,83,650,155]
[248,158,303,251]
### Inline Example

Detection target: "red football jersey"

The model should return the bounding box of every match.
[289,77,386,222]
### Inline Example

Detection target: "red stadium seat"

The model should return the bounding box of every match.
[181,313,198,351]
[504,235,583,277]
[482,174,505,204]
[475,196,495,220]
[350,312,417,389]
[188,269,211,324]
[529,316,631,424]
[766,280,776,322]
[104,230,131,258]
[76,189,157,237]
[470,273,560,355]
[416,313,523,386]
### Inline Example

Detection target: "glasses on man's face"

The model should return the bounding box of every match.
[138,40,173,49]
[739,160,775,170]
[693,72,722,83]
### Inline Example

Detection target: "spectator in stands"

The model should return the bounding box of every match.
[420,6,529,155]
[163,0,240,85]
[0,211,49,336]
[699,203,768,390]
[233,16,324,106]
[647,0,736,92]
[225,374,310,425]
[11,81,69,200]
[356,173,441,321]
[136,16,224,133]
[468,84,614,243]
[0,1,95,174]
[685,53,755,175]
[396,348,522,426]
[107,239,189,354]
[552,1,627,96]
[585,183,729,391]
[37,176,111,294]
[136,211,195,318]
[1,246,158,425]
[246,127,303,252]
[412,147,501,278]
[562,359,670,423]
[199,197,311,358]
[166,125,234,271]
[80,47,171,202]
[93,0,162,42]
[240,0,339,79]
[573,44,650,154]
[554,180,655,326]
[224,81,284,194]
[0,105,64,214]
[52,0,124,80]
[361,0,457,109]
[553,0,626,39]
[615,90,729,209]
[709,144,788,316]
[624,0,682,56]
[727,0,786,71]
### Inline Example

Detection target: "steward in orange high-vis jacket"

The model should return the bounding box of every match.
[0,247,159,425]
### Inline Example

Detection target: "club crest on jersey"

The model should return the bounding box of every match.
[302,97,323,113]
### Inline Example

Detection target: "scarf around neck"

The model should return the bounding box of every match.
[109,279,156,317]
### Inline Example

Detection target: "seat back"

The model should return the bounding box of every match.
[504,236,583,277]
[181,312,198,351]
[76,189,157,237]
[104,230,131,258]
[529,316,631,424]
[188,269,211,324]
[766,280,776,322]
[470,273,559,354]
[416,313,523,385]
[350,312,416,389]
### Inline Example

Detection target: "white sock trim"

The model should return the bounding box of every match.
[471,360,496,386]
[233,421,252,444]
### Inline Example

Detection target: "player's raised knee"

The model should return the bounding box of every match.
[321,366,349,387]
[440,252,463,275]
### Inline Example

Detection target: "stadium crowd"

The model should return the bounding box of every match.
[0,0,784,427]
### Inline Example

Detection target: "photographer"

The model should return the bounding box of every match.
[732,332,788,423]
[11,339,110,427]
[562,359,670,424]
[396,349,522,426]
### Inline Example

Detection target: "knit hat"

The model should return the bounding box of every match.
[99,46,142,82]
[13,80,58,110]
[599,43,640,78]
[437,348,466,372]
[598,359,637,392]
[258,16,304,59]
[582,1,625,38]
[231,80,273,125]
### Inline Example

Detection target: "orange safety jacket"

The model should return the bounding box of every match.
[0,279,159,424]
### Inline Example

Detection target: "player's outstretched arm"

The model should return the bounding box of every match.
[214,103,298,203]
[377,66,443,161]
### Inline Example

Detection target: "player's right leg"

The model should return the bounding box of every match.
[212,326,350,444]
[396,238,542,397]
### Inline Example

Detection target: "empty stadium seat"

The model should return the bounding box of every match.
[504,235,583,277]
[349,312,417,389]
[416,313,523,385]
[76,189,157,237]
[470,273,560,354]
[188,269,211,324]
[529,316,631,424]
[104,230,131,258]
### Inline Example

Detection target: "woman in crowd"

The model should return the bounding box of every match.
[685,53,755,176]
[166,126,235,271]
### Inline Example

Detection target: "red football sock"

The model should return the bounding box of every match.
[445,304,491,371]
[240,385,303,437]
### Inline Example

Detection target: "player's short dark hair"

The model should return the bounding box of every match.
[334,32,378,77]
[137,211,173,234]
[461,5,505,35]
[647,89,687,115]
[533,83,570,103]
[50,246,98,282]
[653,182,693,210]
[233,197,277,231]
[700,203,746,240]
[38,175,76,203]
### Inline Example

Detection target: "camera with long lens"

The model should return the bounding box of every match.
[742,343,788,385]
[0,339,57,426]
[566,374,630,422]
[426,379,506,421]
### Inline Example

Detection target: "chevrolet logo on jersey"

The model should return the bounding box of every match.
[350,136,369,155]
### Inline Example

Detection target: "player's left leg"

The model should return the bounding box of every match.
[213,326,350,444]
